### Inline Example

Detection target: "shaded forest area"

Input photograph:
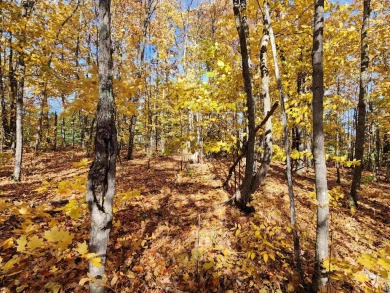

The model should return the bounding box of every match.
[0,150,389,292]
[0,0,389,292]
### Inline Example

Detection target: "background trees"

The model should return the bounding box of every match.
[0,0,389,291]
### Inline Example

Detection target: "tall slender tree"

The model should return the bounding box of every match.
[312,0,329,289]
[231,0,256,211]
[349,0,371,208]
[262,1,304,286]
[85,0,118,291]
[13,0,34,181]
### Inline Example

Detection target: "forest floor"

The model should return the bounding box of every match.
[0,149,389,292]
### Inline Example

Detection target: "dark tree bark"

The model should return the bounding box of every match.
[61,116,66,148]
[9,36,16,150]
[231,0,256,211]
[34,94,46,153]
[312,0,329,289]
[127,114,136,160]
[53,112,58,150]
[86,0,118,292]
[71,113,75,149]
[384,134,390,182]
[374,125,380,181]
[349,0,370,208]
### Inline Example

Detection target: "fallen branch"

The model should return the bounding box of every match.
[223,102,278,189]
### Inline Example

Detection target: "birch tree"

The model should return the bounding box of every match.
[85,0,118,291]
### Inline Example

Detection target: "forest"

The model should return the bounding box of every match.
[0,0,389,292]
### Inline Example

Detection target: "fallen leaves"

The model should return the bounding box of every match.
[0,151,389,292]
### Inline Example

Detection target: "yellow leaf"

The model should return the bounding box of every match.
[203,261,214,270]
[1,238,14,249]
[44,282,61,293]
[44,226,74,250]
[72,158,91,168]
[183,273,189,280]
[79,277,90,286]
[27,235,44,250]
[1,256,19,271]
[90,256,102,268]
[0,199,9,211]
[217,60,225,67]
[126,272,136,279]
[353,271,369,282]
[263,253,269,263]
[16,235,27,252]
[111,275,118,286]
[75,241,89,256]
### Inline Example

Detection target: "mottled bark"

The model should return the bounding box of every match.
[0,47,10,145]
[13,54,25,181]
[312,0,329,288]
[250,2,273,194]
[349,0,370,208]
[86,1,118,292]
[13,1,34,180]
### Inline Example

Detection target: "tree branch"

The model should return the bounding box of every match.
[223,101,278,188]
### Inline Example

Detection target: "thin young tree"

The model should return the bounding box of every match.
[85,0,118,292]
[349,0,371,208]
[312,0,329,289]
[262,1,304,286]
[13,0,34,181]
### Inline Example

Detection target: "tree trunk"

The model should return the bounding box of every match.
[127,114,136,160]
[231,0,256,211]
[13,53,25,181]
[61,116,66,147]
[294,126,305,173]
[86,0,118,292]
[80,111,86,149]
[312,0,329,289]
[9,37,16,150]
[250,3,272,195]
[53,112,58,150]
[349,0,370,208]
[34,97,45,153]
[13,1,33,180]
[375,125,380,181]
[71,113,75,149]
[264,2,304,286]
[0,47,10,146]
[383,134,390,182]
